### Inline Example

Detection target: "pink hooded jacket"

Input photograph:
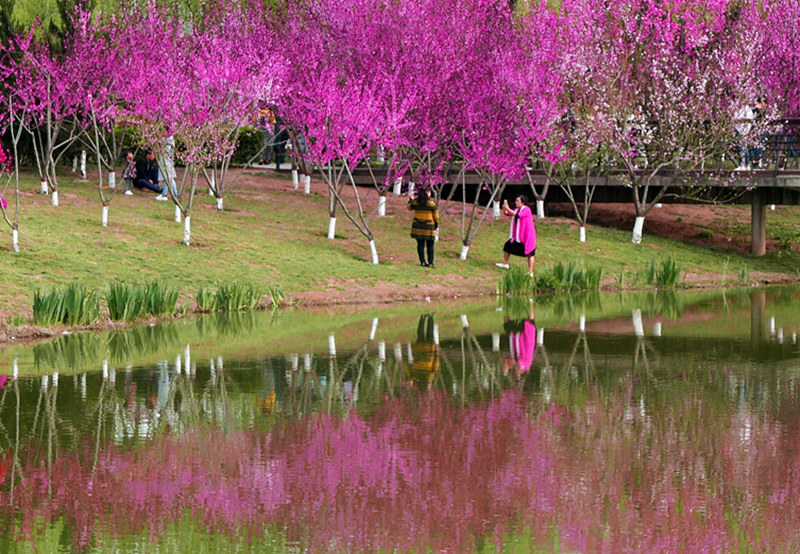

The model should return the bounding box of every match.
[509,204,536,255]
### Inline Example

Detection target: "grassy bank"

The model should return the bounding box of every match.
[1,168,799,328]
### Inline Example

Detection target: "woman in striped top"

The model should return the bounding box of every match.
[408,188,440,268]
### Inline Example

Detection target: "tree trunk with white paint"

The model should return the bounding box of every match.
[80,150,87,180]
[327,216,336,239]
[632,216,645,244]
[579,225,586,242]
[102,205,108,227]
[408,182,415,196]
[51,190,59,206]
[12,229,18,252]
[183,216,191,246]
[108,171,116,189]
[292,169,299,189]
[632,309,644,337]
[459,244,470,260]
[216,197,223,211]
[393,178,402,196]
[303,175,311,194]
[175,205,182,223]
[492,201,501,219]
[378,195,386,217]
[536,199,545,219]
[40,180,48,194]
[369,239,379,264]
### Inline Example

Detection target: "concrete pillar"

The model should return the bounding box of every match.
[751,189,766,256]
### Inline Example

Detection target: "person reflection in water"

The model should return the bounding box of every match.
[503,301,536,379]
[409,314,440,390]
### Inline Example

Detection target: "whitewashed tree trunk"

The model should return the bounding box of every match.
[579,314,586,333]
[377,341,386,361]
[376,145,385,163]
[459,244,470,260]
[12,358,18,379]
[370,318,379,341]
[492,333,500,352]
[80,150,87,179]
[632,216,645,244]
[215,197,223,211]
[71,156,77,172]
[369,239,379,264]
[460,315,469,328]
[101,205,108,227]
[408,182,415,196]
[51,190,59,206]
[174,205,182,223]
[632,309,644,337]
[12,229,18,252]
[393,178,402,196]
[536,199,545,218]
[292,169,299,189]
[183,216,191,245]
[492,201,501,219]
[328,334,337,357]
[40,180,48,194]
[579,225,586,243]
[108,171,116,189]
[537,328,544,346]
[327,216,336,239]
[433,324,439,345]
[378,195,386,217]
[652,322,662,337]
[303,175,311,194]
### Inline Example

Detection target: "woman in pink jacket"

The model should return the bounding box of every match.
[496,195,536,275]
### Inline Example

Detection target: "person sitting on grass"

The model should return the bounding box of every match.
[134,150,168,200]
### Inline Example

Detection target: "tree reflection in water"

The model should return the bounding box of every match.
[2,290,800,551]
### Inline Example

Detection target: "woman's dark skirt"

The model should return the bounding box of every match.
[503,239,535,257]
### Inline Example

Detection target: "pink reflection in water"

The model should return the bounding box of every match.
[2,390,800,552]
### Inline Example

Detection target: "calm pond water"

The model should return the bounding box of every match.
[1,287,800,552]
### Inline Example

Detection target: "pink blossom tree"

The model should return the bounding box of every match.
[561,0,770,244]
[9,27,84,207]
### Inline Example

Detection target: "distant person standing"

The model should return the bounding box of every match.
[272,114,290,171]
[256,105,275,165]
[408,188,439,268]
[496,195,536,275]
[121,150,136,195]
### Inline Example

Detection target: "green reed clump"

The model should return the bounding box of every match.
[106,281,180,321]
[33,283,100,326]
[106,283,145,321]
[655,255,682,287]
[532,262,602,293]
[495,266,533,295]
[634,256,682,288]
[143,281,180,316]
[214,282,265,311]
[266,284,288,308]
[195,286,219,312]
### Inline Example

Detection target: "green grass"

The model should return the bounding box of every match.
[0,168,799,321]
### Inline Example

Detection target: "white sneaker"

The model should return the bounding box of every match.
[495,263,509,269]
[124,190,133,196]
[155,195,169,201]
